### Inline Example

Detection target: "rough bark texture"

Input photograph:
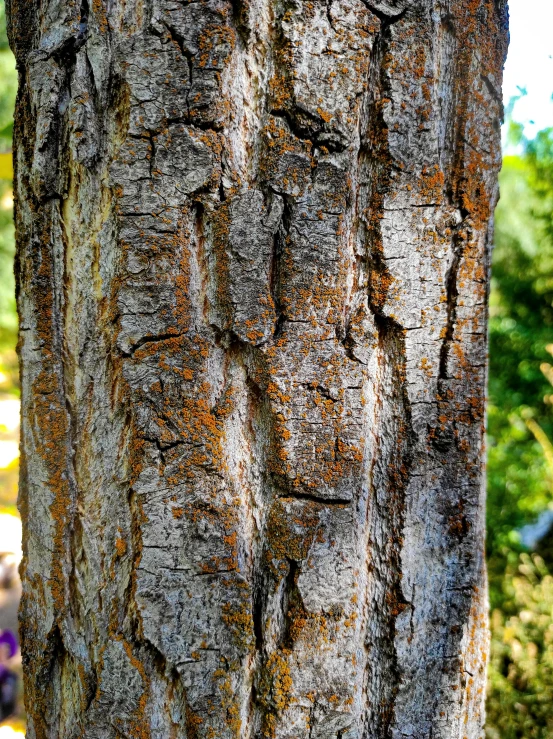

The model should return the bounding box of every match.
[8,0,508,736]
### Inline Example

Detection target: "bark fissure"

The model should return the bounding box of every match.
[438,240,461,381]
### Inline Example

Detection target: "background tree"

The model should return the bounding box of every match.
[7,0,507,737]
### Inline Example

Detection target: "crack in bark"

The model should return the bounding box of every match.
[122,331,186,357]
[438,240,461,381]
[278,491,351,505]
[151,20,194,121]
[359,13,417,735]
[270,194,292,340]
[481,73,503,107]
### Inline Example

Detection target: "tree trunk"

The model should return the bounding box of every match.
[7,0,507,736]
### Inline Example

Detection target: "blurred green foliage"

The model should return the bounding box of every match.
[0,0,17,393]
[488,153,553,576]
[486,134,553,735]
[487,552,553,738]
[0,0,16,149]
[0,185,16,356]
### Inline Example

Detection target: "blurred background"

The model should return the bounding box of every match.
[1,0,553,736]
[0,0,22,736]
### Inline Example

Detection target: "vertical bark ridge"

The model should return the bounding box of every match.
[9,0,508,737]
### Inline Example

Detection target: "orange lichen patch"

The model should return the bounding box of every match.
[37,374,72,613]
[265,499,323,574]
[185,704,203,738]
[221,599,255,651]
[448,0,506,232]
[268,25,295,114]
[130,333,235,484]
[261,116,313,179]
[316,107,332,123]
[266,652,293,712]
[419,357,433,378]
[287,607,309,646]
[370,253,395,313]
[115,537,127,557]
[214,670,242,737]
[417,164,445,204]
[266,382,291,405]
[196,23,236,69]
[447,501,471,541]
[91,0,109,34]
[258,650,294,737]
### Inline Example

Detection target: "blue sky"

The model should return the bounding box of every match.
[504,0,553,136]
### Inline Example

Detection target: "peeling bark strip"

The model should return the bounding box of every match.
[8,0,507,736]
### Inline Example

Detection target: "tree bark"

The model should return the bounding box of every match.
[7,0,508,736]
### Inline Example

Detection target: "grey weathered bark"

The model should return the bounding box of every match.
[7,0,508,736]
